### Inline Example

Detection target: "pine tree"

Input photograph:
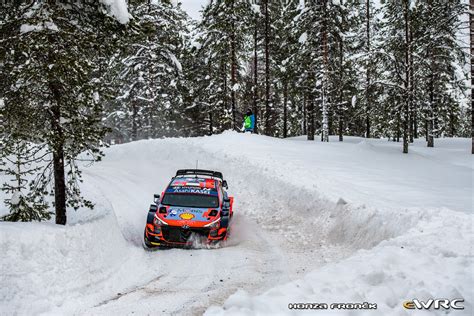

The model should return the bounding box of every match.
[109,0,188,141]
[251,0,261,133]
[267,0,300,138]
[0,141,51,222]
[346,0,382,138]
[378,0,414,153]
[414,0,466,147]
[1,1,119,224]
[294,1,323,141]
[192,0,251,133]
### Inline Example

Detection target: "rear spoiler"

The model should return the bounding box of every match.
[175,169,224,181]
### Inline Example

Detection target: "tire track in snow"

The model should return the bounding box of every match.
[81,149,291,315]
[79,139,390,315]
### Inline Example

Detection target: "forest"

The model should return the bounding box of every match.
[0,0,471,223]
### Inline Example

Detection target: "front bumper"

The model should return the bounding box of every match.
[144,225,227,249]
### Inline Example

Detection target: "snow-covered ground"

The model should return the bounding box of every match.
[1,132,472,315]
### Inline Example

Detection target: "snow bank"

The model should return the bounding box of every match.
[193,132,473,315]
[206,207,473,315]
[0,206,151,314]
[193,132,472,214]
[1,132,472,314]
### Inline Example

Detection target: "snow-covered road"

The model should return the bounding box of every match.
[1,132,472,315]
[79,138,354,315]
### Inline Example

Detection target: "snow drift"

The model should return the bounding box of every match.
[0,205,152,314]
[1,132,472,315]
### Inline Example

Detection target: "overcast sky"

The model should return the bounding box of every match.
[178,0,207,20]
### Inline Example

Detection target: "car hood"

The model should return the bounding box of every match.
[164,206,213,222]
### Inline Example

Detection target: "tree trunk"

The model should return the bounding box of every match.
[397,111,401,142]
[307,97,314,141]
[327,96,333,135]
[338,39,344,142]
[321,0,329,142]
[264,0,271,135]
[253,15,259,134]
[425,113,429,141]
[338,110,343,142]
[283,80,288,138]
[230,0,237,130]
[209,112,213,136]
[50,99,66,225]
[414,106,418,139]
[471,2,474,154]
[222,55,228,130]
[428,66,434,147]
[409,26,414,143]
[409,108,414,143]
[290,91,296,136]
[402,0,410,154]
[365,0,371,138]
[148,110,153,139]
[131,101,138,141]
[303,93,307,135]
[53,147,66,225]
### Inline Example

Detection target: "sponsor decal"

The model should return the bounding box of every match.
[179,213,195,220]
[188,209,203,213]
[403,299,464,310]
[172,208,203,214]
[170,210,177,215]
[172,187,212,195]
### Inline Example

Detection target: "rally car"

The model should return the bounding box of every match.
[143,169,234,249]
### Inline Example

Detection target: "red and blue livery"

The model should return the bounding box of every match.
[143,169,234,249]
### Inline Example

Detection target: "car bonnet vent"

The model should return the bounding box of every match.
[159,207,167,214]
[209,209,218,217]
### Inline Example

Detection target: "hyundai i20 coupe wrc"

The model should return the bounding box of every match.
[143,169,234,249]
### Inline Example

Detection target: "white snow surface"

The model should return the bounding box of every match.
[9,191,21,206]
[100,0,130,24]
[0,132,472,315]
[298,32,308,44]
[20,22,59,34]
[168,52,183,73]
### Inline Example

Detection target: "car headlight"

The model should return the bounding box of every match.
[204,218,220,228]
[154,215,168,226]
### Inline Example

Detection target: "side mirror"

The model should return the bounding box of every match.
[222,180,228,189]
[149,204,157,212]
[154,194,160,203]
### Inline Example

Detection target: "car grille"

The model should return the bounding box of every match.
[161,226,210,243]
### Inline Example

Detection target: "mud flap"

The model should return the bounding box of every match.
[220,215,229,228]
[146,211,155,224]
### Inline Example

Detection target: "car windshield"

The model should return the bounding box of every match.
[161,193,219,208]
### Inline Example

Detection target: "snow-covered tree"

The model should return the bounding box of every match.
[413,0,466,147]
[0,141,51,222]
[107,0,189,140]
[191,0,252,133]
[1,1,119,224]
